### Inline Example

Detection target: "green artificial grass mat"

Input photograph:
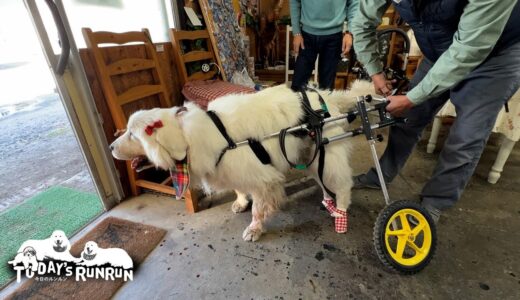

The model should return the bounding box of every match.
[0,186,103,288]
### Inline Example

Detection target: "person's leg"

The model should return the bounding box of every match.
[317,32,343,90]
[421,42,520,211]
[360,59,449,186]
[291,31,319,91]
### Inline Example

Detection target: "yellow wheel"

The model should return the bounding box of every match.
[374,200,437,274]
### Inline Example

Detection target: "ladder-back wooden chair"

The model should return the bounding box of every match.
[82,28,199,213]
[170,29,221,86]
[169,28,254,110]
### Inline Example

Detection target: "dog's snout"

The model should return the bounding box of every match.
[109,144,114,151]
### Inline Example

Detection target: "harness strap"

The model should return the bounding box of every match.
[279,88,327,170]
[207,110,236,149]
[248,139,271,164]
[318,146,336,200]
[307,87,331,118]
[207,110,271,166]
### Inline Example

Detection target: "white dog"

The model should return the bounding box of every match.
[79,241,133,269]
[9,230,78,264]
[111,81,374,241]
[8,246,38,271]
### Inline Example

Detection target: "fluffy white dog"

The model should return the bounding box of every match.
[8,246,38,271]
[111,82,373,241]
[9,230,78,265]
[79,241,133,269]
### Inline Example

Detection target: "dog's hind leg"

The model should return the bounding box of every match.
[232,190,250,213]
[242,183,285,242]
[309,143,353,233]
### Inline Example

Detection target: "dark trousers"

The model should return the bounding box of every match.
[291,31,342,91]
[365,42,520,210]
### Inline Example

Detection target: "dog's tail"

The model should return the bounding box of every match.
[326,80,375,113]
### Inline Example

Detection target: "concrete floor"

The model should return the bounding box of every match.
[2,128,519,299]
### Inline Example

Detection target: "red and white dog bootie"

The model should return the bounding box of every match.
[322,198,348,234]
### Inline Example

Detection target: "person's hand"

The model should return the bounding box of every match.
[293,34,304,56]
[342,33,353,56]
[386,95,414,117]
[371,72,395,96]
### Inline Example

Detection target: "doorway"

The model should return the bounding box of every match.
[0,0,103,288]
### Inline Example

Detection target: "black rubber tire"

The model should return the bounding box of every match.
[373,200,437,275]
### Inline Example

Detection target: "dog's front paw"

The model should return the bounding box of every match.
[231,200,249,213]
[242,226,263,242]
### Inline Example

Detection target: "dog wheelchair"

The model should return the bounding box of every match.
[198,29,436,273]
[223,90,437,274]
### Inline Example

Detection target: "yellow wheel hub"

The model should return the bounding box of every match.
[384,208,432,266]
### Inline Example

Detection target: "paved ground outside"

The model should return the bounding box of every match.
[0,92,96,212]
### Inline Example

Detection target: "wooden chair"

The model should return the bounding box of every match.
[82,28,199,213]
[169,29,222,86]
[169,28,255,110]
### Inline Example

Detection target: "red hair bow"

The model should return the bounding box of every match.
[145,120,163,136]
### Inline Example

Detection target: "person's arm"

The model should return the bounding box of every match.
[345,0,360,30]
[407,0,518,104]
[290,0,302,34]
[342,0,360,55]
[351,0,391,76]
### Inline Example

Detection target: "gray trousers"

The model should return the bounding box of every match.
[365,42,520,210]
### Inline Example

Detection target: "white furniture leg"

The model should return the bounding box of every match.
[488,137,516,184]
[427,117,442,153]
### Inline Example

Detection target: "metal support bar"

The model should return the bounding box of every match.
[235,99,390,147]
[369,140,391,205]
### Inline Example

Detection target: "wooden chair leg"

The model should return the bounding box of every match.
[126,161,140,196]
[488,137,516,184]
[427,117,442,154]
[184,188,199,213]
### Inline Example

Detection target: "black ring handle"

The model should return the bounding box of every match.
[44,0,70,75]
[376,28,411,54]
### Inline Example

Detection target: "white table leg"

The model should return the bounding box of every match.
[427,117,442,154]
[488,137,516,184]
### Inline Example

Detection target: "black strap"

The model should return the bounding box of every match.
[207,111,236,150]
[248,139,271,164]
[505,102,510,113]
[208,111,271,166]
[207,110,235,166]
[307,87,331,118]
[279,89,326,170]
[318,146,336,200]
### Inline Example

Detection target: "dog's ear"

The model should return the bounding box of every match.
[139,117,187,170]
[141,134,175,170]
[154,118,188,161]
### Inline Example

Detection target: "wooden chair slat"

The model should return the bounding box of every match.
[182,51,214,63]
[174,29,210,40]
[90,31,148,45]
[135,179,175,195]
[107,58,155,75]
[188,70,217,82]
[117,84,162,105]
